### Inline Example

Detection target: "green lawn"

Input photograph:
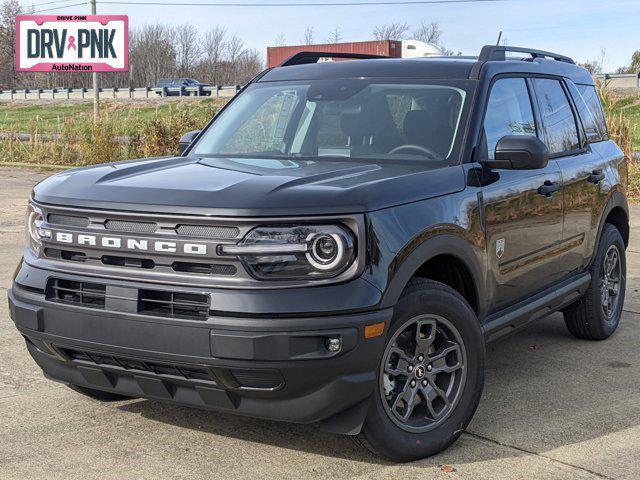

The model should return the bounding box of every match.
[0,99,223,135]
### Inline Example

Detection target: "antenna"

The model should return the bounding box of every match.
[496,31,502,46]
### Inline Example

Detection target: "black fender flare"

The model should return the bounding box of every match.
[589,189,629,266]
[379,233,486,316]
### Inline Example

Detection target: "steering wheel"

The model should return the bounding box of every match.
[389,144,439,158]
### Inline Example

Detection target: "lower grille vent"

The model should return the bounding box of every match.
[61,347,217,384]
[45,279,210,320]
[46,279,106,309]
[231,369,284,390]
[138,289,210,320]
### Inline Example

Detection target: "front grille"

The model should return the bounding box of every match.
[46,279,106,309]
[48,214,90,228]
[61,347,217,384]
[172,262,237,275]
[138,289,210,320]
[176,224,240,239]
[45,279,211,320]
[105,219,157,234]
[36,205,264,286]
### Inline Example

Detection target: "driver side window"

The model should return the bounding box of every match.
[483,78,537,160]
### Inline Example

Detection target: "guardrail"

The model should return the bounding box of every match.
[594,73,640,91]
[0,85,243,101]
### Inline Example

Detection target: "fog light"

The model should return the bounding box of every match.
[325,337,341,353]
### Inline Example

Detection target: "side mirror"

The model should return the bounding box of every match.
[484,135,549,170]
[179,130,201,155]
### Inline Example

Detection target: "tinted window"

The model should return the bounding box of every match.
[533,79,580,155]
[483,78,536,160]
[576,84,608,142]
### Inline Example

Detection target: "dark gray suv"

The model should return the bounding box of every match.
[9,46,627,462]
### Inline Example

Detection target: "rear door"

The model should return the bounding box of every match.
[480,76,565,311]
[530,78,607,275]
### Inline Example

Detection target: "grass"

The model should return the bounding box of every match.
[0,98,225,136]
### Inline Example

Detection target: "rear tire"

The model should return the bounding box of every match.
[356,278,485,462]
[563,224,626,340]
[68,384,131,402]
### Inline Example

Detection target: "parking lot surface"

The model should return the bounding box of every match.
[1,167,639,479]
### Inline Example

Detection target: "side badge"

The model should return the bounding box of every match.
[496,238,505,259]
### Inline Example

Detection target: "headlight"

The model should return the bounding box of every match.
[220,224,356,280]
[26,203,50,254]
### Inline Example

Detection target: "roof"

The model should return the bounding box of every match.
[258,47,594,86]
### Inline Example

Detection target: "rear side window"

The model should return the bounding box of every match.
[483,78,537,160]
[576,84,608,142]
[532,78,580,155]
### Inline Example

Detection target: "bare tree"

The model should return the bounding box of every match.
[412,21,443,45]
[175,23,201,77]
[372,22,410,41]
[302,26,314,45]
[579,49,607,75]
[326,26,342,44]
[274,33,287,47]
[0,0,22,87]
[128,23,177,86]
[198,26,226,84]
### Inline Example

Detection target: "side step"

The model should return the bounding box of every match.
[482,273,591,343]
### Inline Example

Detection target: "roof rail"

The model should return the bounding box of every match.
[470,45,575,79]
[280,51,388,67]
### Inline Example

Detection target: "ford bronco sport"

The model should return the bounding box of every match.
[8,46,628,462]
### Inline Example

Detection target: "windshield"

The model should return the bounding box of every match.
[192,79,472,163]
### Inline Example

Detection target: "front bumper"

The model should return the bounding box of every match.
[8,267,392,432]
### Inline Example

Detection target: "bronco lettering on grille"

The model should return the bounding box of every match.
[51,230,210,256]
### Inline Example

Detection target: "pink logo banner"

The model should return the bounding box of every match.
[16,14,129,72]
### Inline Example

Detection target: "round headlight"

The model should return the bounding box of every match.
[307,233,345,270]
[28,208,44,243]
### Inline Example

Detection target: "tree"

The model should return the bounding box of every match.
[629,51,640,73]
[274,33,286,47]
[579,49,607,75]
[198,26,227,84]
[372,22,409,41]
[175,23,201,77]
[302,26,314,45]
[0,0,22,87]
[326,26,342,44]
[412,21,443,45]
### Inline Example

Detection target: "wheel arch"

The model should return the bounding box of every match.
[592,190,629,266]
[379,233,485,318]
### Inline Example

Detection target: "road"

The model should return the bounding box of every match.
[1,167,639,479]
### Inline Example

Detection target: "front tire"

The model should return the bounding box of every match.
[563,224,626,340]
[356,278,485,462]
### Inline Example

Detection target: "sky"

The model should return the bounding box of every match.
[23,0,640,71]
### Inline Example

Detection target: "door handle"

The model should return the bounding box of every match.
[588,169,605,184]
[537,180,561,197]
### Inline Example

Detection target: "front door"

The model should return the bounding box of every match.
[480,77,565,312]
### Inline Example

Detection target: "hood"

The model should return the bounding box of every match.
[33,156,466,216]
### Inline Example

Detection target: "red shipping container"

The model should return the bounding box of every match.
[267,40,402,68]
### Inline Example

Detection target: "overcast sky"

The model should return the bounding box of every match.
[25,0,640,70]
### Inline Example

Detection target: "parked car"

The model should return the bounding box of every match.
[155,78,211,96]
[9,46,627,462]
